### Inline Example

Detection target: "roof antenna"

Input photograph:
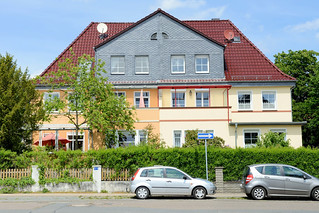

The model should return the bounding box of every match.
[97,23,108,39]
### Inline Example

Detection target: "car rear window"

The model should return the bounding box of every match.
[255,166,263,174]
[140,169,147,177]
[264,166,281,176]
[243,166,251,177]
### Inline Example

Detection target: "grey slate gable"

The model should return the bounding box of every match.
[95,13,225,84]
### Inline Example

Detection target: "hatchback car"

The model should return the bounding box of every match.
[241,164,319,200]
[130,166,216,199]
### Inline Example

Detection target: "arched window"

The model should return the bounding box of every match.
[151,33,157,40]
[162,32,169,39]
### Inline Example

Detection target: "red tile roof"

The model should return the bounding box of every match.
[40,9,295,82]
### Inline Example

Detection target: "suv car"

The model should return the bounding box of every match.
[130,166,216,199]
[241,164,319,200]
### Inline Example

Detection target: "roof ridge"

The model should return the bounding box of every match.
[227,20,295,81]
[40,22,95,77]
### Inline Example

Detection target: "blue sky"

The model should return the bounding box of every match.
[1,0,319,77]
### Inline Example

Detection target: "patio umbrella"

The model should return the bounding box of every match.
[34,133,71,146]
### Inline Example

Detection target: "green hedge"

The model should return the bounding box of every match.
[1,147,319,181]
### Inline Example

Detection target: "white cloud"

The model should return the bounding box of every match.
[288,18,319,32]
[156,0,206,10]
[190,6,226,20]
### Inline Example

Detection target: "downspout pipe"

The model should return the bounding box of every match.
[235,123,238,148]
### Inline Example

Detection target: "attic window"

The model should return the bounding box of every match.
[162,32,169,39]
[151,33,157,40]
[233,36,241,43]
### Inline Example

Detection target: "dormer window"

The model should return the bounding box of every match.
[151,33,157,40]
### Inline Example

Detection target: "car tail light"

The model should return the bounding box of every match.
[245,174,253,184]
[131,169,140,181]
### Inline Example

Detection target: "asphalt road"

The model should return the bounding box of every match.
[0,194,318,213]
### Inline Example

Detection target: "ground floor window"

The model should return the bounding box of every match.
[67,132,84,151]
[174,129,214,147]
[244,129,259,148]
[174,130,182,147]
[117,130,147,147]
[270,129,287,140]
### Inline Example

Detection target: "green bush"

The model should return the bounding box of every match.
[257,132,290,148]
[1,147,319,181]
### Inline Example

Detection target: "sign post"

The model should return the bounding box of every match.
[197,133,214,180]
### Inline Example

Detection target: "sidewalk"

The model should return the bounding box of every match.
[0,192,246,200]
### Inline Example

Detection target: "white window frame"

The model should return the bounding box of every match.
[243,129,260,148]
[111,56,125,74]
[135,56,149,74]
[262,91,277,110]
[195,89,209,107]
[173,130,183,148]
[134,91,150,108]
[67,92,82,113]
[43,92,60,113]
[171,55,185,74]
[270,129,287,140]
[171,90,186,107]
[114,91,126,98]
[67,132,85,151]
[238,91,252,110]
[195,55,209,73]
[136,130,148,145]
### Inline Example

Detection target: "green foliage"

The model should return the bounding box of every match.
[0,53,47,153]
[37,49,136,148]
[2,147,319,182]
[256,132,290,148]
[0,177,35,193]
[139,124,166,149]
[274,50,319,147]
[183,130,225,148]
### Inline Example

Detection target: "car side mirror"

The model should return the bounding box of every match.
[183,175,187,180]
[303,175,308,180]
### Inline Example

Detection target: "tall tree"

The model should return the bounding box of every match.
[0,53,47,153]
[38,49,136,148]
[274,50,319,147]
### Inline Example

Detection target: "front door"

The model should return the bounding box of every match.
[283,166,311,196]
[164,168,191,194]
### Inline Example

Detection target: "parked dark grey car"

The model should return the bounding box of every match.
[241,164,319,200]
[130,166,216,199]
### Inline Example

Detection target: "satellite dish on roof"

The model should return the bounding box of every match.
[224,30,235,40]
[97,23,108,34]
[97,23,108,39]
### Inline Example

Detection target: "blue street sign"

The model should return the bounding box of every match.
[197,133,214,139]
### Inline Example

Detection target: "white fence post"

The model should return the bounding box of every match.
[92,165,101,193]
[31,165,40,192]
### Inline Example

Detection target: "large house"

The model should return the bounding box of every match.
[35,9,305,150]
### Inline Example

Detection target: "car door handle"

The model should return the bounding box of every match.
[146,179,151,181]
[285,178,290,181]
[166,180,172,183]
[265,176,270,179]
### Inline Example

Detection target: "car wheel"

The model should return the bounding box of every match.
[136,186,150,199]
[193,187,207,199]
[251,186,266,200]
[311,187,319,201]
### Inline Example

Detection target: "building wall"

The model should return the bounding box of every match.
[96,13,225,82]
[229,86,293,122]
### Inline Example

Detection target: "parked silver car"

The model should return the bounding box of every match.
[241,164,319,200]
[130,166,216,199]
